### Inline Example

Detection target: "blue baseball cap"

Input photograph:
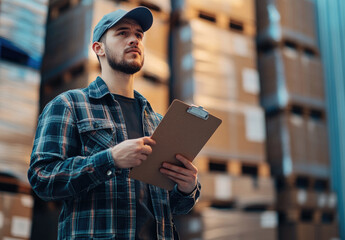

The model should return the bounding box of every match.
[92,6,153,43]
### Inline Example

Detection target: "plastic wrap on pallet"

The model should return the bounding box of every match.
[0,0,48,68]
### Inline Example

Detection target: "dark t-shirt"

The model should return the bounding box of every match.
[113,94,156,240]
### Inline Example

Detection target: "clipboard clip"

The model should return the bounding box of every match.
[187,105,209,120]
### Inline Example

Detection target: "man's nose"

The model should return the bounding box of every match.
[129,34,139,46]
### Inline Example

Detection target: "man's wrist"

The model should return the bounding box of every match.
[178,184,198,196]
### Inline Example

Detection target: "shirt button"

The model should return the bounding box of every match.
[93,122,99,128]
[106,170,112,176]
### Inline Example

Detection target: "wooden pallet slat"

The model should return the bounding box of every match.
[195,156,271,178]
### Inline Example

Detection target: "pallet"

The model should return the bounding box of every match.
[258,35,320,56]
[265,102,326,122]
[0,174,32,195]
[279,208,337,224]
[42,59,93,84]
[183,8,256,37]
[257,26,320,55]
[121,0,166,13]
[277,174,330,192]
[195,156,270,178]
[0,38,41,70]
[194,199,275,213]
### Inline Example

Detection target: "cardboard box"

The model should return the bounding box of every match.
[279,223,316,240]
[0,60,39,145]
[198,172,275,208]
[185,0,256,24]
[133,76,169,115]
[266,111,307,176]
[256,0,317,48]
[316,222,340,240]
[0,142,32,182]
[195,97,266,162]
[201,208,277,240]
[0,192,34,240]
[277,189,318,209]
[141,5,170,82]
[306,116,329,168]
[191,19,259,104]
[258,47,325,111]
[266,111,330,177]
[170,18,260,105]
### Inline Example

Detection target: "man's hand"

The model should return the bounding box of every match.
[111,137,156,168]
[160,154,198,194]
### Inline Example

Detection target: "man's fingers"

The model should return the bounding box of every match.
[162,163,189,176]
[142,137,156,146]
[140,144,153,155]
[160,167,188,181]
[175,154,197,172]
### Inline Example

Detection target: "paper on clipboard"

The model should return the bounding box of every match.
[129,99,222,190]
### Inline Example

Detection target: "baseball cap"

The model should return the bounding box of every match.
[92,6,153,43]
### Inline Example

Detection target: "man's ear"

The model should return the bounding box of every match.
[92,41,105,57]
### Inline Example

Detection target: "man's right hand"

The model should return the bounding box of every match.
[110,137,156,168]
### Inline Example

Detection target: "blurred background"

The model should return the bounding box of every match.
[0,0,344,239]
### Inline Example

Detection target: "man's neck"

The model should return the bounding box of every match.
[101,67,135,98]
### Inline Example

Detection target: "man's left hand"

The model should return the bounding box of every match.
[159,154,198,194]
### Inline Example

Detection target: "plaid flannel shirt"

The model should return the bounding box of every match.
[28,77,200,240]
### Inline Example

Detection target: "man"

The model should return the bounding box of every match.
[28,6,200,240]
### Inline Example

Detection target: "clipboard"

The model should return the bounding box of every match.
[129,99,222,190]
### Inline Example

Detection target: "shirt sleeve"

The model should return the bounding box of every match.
[28,96,116,201]
[169,181,201,215]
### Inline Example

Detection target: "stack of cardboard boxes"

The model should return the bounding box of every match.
[0,192,34,240]
[256,0,339,239]
[0,0,48,182]
[169,0,277,239]
[0,0,48,238]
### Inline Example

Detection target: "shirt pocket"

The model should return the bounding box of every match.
[77,119,116,155]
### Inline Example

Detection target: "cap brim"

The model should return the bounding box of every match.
[123,7,153,32]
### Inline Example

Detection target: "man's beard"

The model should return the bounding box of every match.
[105,45,143,74]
